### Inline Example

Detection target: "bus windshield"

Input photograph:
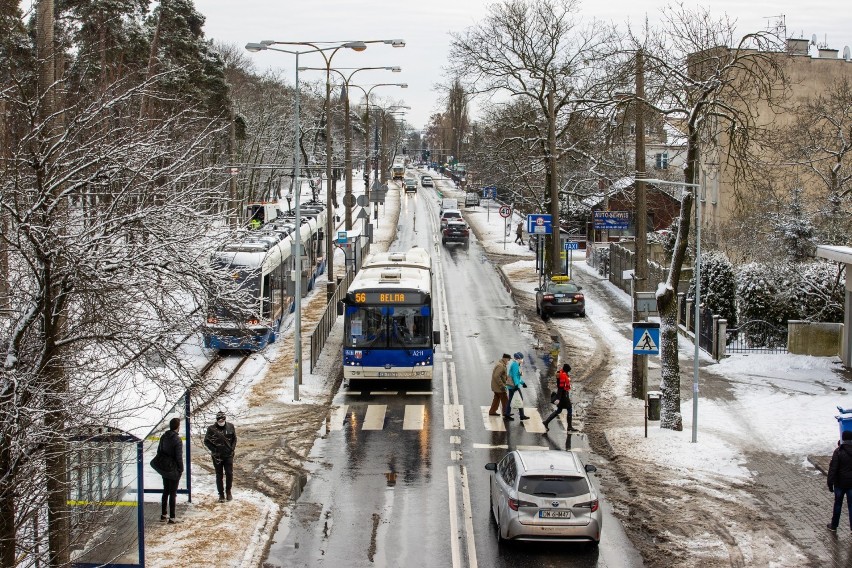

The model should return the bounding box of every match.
[345,305,431,349]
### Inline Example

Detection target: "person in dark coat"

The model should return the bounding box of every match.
[158,417,184,523]
[514,222,524,244]
[204,411,238,503]
[543,363,577,432]
[827,430,852,531]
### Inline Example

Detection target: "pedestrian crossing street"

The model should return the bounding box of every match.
[328,403,572,433]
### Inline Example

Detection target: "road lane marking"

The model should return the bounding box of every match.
[480,406,506,432]
[459,465,478,568]
[473,443,508,449]
[444,404,465,430]
[450,450,462,461]
[362,405,387,430]
[403,405,425,430]
[442,360,450,404]
[447,467,462,568]
[450,436,461,444]
[406,391,433,396]
[522,408,547,433]
[328,405,348,431]
[449,362,460,407]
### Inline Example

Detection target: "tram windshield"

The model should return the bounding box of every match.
[345,305,431,349]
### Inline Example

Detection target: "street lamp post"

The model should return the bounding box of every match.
[298,68,402,230]
[635,176,702,442]
[244,39,398,400]
[349,83,408,201]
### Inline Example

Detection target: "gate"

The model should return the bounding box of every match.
[698,305,714,354]
[725,320,788,354]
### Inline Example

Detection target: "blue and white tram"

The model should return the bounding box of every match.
[203,203,328,351]
[341,247,440,380]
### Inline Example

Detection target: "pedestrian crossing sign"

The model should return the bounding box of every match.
[632,322,660,355]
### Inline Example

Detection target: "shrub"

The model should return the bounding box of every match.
[689,250,737,327]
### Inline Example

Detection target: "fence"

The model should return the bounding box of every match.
[725,320,788,354]
[309,238,370,372]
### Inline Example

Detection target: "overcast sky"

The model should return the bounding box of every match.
[194,1,851,128]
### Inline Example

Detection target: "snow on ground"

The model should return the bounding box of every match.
[140,166,846,566]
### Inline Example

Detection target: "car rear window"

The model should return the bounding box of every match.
[548,283,579,293]
[443,212,461,219]
[517,475,589,498]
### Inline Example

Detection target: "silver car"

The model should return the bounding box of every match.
[485,450,601,544]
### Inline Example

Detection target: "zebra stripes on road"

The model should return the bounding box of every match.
[327,404,573,433]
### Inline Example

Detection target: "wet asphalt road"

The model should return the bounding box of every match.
[263,182,643,567]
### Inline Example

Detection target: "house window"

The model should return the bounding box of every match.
[655,152,669,170]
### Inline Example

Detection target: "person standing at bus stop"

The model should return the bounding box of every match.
[204,411,238,503]
[156,417,183,524]
[488,354,512,418]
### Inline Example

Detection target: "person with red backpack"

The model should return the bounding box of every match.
[543,363,577,432]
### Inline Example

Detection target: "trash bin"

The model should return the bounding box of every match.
[836,413,852,439]
[647,391,661,421]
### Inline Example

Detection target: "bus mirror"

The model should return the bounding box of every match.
[433,331,441,345]
[337,301,344,316]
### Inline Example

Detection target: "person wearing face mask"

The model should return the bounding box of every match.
[204,411,238,503]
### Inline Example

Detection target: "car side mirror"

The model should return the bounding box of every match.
[433,330,441,345]
[577,286,583,291]
[485,463,497,471]
[585,464,597,473]
[534,287,540,292]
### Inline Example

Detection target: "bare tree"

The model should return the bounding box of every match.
[449,0,617,272]
[632,8,785,430]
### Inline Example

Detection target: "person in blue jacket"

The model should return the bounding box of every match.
[505,352,529,420]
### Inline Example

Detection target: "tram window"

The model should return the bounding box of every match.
[262,274,272,318]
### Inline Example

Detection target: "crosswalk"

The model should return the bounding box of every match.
[327,403,575,434]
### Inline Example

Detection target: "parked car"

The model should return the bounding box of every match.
[442,219,470,248]
[420,175,433,187]
[535,275,585,318]
[440,209,463,228]
[485,449,601,544]
[404,178,417,193]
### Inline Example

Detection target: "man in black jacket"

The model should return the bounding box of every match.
[204,411,238,503]
[827,430,852,531]
[158,417,184,523]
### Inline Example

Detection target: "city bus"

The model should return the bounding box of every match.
[340,247,440,381]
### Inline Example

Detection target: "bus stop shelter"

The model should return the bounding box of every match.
[816,245,852,368]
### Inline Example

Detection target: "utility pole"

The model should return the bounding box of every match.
[632,48,649,400]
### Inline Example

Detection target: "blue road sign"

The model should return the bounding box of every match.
[527,214,552,235]
[337,231,347,244]
[482,186,497,199]
[632,323,660,355]
[594,210,630,230]
[564,241,579,251]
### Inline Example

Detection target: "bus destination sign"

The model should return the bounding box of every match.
[350,291,425,305]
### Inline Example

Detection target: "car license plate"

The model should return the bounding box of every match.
[558,298,571,304]
[539,509,571,519]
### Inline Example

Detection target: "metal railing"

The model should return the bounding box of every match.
[308,238,371,372]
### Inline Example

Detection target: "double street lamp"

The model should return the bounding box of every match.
[299,67,403,230]
[244,38,392,400]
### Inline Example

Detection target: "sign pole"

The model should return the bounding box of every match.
[503,217,507,250]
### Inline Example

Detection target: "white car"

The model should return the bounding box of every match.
[485,450,601,544]
[440,209,463,229]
